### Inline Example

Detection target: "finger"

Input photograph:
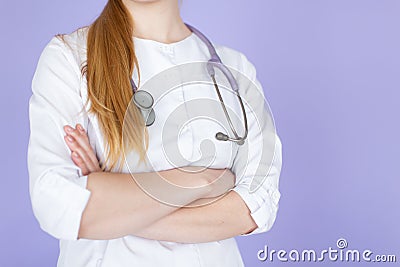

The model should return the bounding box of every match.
[64,132,97,166]
[64,135,101,173]
[76,123,99,165]
[64,135,99,171]
[69,145,100,174]
[72,152,88,175]
[64,133,79,153]
[73,125,99,166]
[75,123,91,144]
[64,125,92,152]
[71,151,89,176]
[63,125,99,166]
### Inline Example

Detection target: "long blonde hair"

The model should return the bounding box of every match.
[82,0,148,171]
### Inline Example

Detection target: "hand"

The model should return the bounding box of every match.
[63,123,102,175]
[150,166,232,194]
[171,167,236,207]
[202,168,236,198]
[138,166,235,208]
[177,166,236,198]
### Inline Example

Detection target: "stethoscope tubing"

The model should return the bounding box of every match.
[129,23,249,145]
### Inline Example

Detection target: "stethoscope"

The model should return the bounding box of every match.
[130,23,248,145]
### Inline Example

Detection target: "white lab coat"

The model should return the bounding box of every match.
[27,26,282,267]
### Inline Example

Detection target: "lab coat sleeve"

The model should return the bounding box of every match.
[230,53,283,236]
[27,36,91,240]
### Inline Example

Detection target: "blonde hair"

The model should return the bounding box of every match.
[82,0,148,171]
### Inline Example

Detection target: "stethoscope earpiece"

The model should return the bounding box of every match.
[215,132,229,141]
[216,132,245,146]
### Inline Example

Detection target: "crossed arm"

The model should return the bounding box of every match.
[63,124,257,243]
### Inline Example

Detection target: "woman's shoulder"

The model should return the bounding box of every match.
[45,26,90,68]
[32,27,90,98]
[213,43,258,83]
[54,26,89,50]
[190,32,255,75]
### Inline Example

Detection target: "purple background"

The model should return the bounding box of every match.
[1,0,399,266]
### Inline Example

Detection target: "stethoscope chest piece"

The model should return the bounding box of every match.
[133,90,156,127]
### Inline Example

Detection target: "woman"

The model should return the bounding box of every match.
[28,0,283,266]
